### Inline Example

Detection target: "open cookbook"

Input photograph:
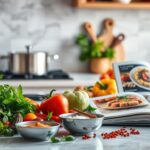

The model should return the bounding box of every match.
[90,61,150,126]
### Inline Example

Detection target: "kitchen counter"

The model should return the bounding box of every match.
[0,73,100,94]
[0,126,149,150]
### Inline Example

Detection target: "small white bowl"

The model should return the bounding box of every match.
[16,121,60,141]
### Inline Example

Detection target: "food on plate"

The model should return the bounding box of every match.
[133,67,150,88]
[123,82,136,88]
[22,122,51,128]
[107,95,143,108]
[40,90,69,116]
[92,79,117,97]
[63,90,89,111]
[121,73,130,82]
[95,96,117,103]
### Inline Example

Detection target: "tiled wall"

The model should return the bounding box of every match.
[0,0,150,72]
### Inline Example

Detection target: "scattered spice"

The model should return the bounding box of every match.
[82,133,97,140]
[101,127,140,139]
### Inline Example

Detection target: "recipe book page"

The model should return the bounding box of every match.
[113,61,150,97]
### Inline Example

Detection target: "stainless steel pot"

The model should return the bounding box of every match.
[0,46,59,76]
[28,51,59,76]
[9,52,27,75]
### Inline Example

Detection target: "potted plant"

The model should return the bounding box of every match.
[76,33,115,74]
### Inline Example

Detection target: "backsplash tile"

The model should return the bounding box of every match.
[0,0,149,72]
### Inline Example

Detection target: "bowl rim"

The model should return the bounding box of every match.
[59,112,104,120]
[15,121,60,129]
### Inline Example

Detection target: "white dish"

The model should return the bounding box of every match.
[130,66,150,91]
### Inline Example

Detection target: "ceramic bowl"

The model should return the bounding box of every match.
[16,121,60,141]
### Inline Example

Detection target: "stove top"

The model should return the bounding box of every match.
[0,70,72,80]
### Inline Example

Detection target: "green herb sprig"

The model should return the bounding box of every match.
[76,33,115,61]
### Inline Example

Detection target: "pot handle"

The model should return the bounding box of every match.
[47,54,59,63]
[0,55,9,59]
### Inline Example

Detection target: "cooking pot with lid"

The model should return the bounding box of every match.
[0,45,59,76]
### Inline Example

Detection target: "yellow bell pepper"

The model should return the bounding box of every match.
[93,79,118,97]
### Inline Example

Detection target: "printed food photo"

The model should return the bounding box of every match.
[130,67,150,90]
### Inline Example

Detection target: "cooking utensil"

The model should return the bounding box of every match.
[16,121,60,141]
[98,18,115,51]
[84,22,97,43]
[73,108,97,118]
[0,46,59,76]
[59,113,104,135]
[111,33,125,62]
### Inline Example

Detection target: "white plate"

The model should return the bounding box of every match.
[92,92,149,110]
[130,66,150,90]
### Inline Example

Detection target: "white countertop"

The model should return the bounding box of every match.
[0,73,100,94]
[0,126,149,150]
[0,73,99,88]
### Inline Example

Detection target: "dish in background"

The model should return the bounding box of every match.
[59,113,104,135]
[130,66,150,90]
[93,93,149,110]
[16,121,60,141]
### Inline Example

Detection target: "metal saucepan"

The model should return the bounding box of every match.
[0,45,59,76]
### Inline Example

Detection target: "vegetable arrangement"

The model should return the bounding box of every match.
[0,85,36,136]
[74,69,117,97]
[0,75,115,137]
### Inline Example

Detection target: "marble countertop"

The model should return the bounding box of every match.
[1,126,149,150]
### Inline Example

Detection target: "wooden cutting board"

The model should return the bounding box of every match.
[98,18,115,51]
[84,18,125,62]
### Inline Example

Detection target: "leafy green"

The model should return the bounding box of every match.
[0,84,36,136]
[47,112,53,121]
[117,95,128,100]
[103,47,115,58]
[0,121,14,136]
[85,86,93,91]
[0,73,4,80]
[51,135,75,143]
[76,33,115,61]
[51,137,60,143]
[86,105,97,112]
[61,135,75,142]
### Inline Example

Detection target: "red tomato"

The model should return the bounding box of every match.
[4,121,11,126]
[100,69,115,80]
[40,94,69,116]
[24,113,37,121]
[51,116,60,123]
[35,113,47,121]
[100,73,110,80]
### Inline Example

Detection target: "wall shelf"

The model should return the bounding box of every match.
[73,0,150,9]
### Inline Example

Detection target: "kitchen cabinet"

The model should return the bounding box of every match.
[73,0,150,9]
